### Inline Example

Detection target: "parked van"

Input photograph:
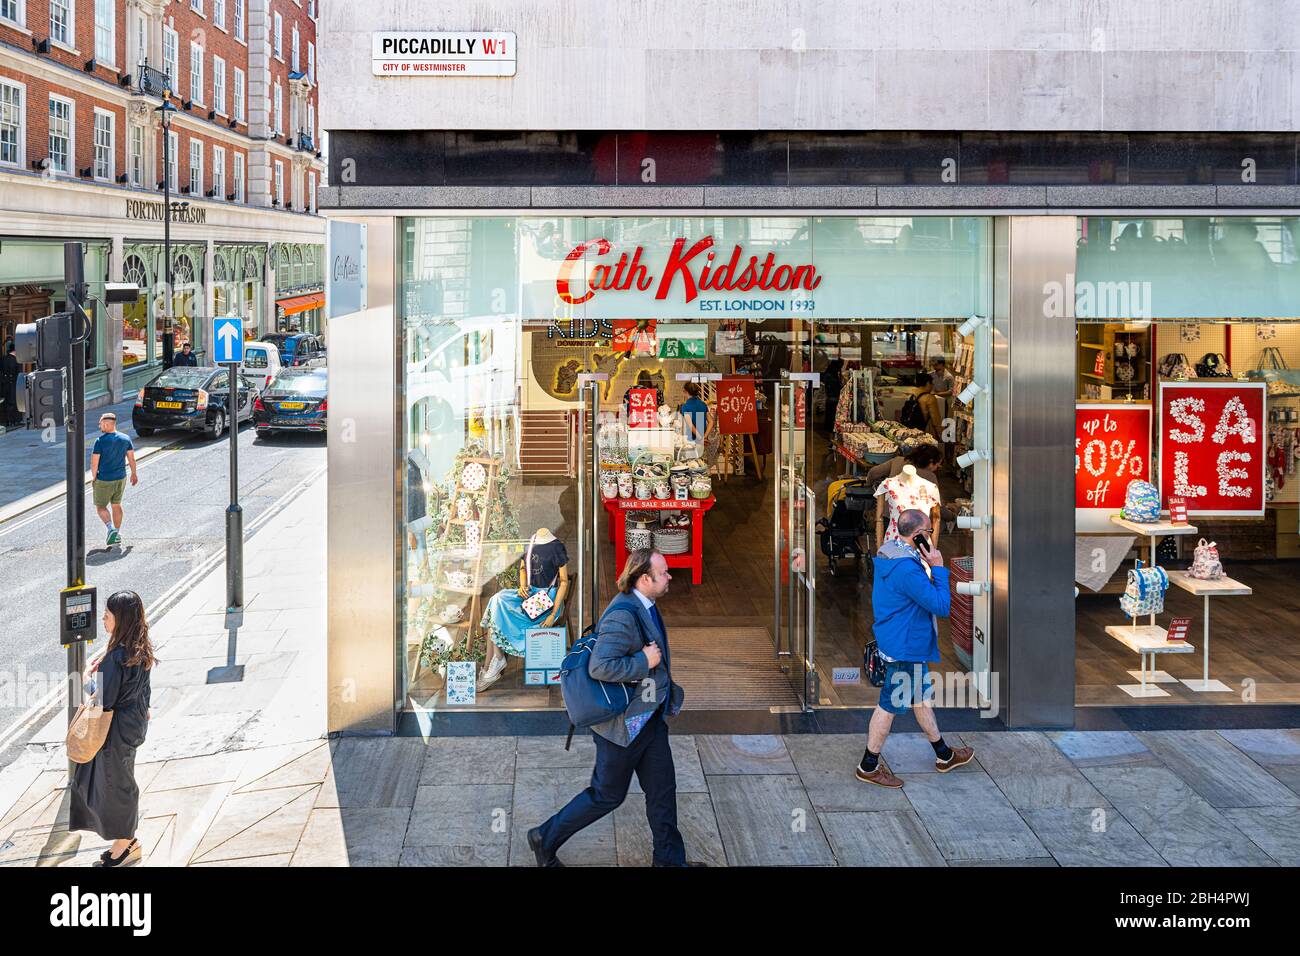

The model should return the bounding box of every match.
[240,341,283,392]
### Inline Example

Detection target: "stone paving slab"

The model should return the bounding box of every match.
[899,770,1049,862]
[706,773,835,866]
[818,809,947,866]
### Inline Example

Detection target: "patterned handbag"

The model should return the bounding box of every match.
[520,536,555,620]
[1121,479,1162,523]
[1119,560,1169,618]
[1188,538,1225,580]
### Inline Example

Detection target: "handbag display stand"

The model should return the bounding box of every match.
[1106,514,1198,697]
[1164,570,1251,693]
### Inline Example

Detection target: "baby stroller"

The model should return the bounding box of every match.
[817,478,874,577]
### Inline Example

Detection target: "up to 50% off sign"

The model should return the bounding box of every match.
[1075,405,1151,509]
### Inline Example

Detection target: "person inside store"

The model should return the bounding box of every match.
[528,549,699,867]
[2,341,19,426]
[821,358,844,432]
[172,341,198,367]
[856,509,974,788]
[678,381,718,466]
[914,374,945,444]
[622,368,665,420]
[929,356,954,401]
[70,590,155,866]
[478,529,570,691]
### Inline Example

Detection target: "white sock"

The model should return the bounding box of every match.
[103,518,113,529]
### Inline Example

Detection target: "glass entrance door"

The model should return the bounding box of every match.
[774,373,819,708]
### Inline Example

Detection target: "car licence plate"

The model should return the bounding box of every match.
[279,402,305,410]
[155,401,182,409]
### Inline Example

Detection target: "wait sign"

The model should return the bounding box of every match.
[372,32,517,76]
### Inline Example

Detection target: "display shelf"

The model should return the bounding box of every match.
[1109,516,1199,537]
[1106,624,1195,698]
[1165,569,1251,693]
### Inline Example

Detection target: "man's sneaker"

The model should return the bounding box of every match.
[106,529,120,546]
[526,826,562,867]
[936,746,975,773]
[855,761,904,788]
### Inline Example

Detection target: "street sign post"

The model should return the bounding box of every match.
[213,316,245,364]
[213,316,245,622]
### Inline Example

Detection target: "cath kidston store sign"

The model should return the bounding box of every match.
[372,32,517,76]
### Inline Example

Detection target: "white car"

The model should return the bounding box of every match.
[240,342,283,393]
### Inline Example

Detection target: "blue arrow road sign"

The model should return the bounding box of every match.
[213,316,244,363]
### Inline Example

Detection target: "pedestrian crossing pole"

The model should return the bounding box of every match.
[63,243,89,732]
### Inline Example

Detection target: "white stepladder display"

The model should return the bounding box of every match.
[1105,515,1198,697]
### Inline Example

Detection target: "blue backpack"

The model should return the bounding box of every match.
[558,608,645,748]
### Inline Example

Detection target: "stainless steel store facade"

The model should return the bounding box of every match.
[319,2,1300,735]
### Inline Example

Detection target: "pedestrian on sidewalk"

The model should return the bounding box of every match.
[857,508,974,788]
[528,549,699,867]
[172,341,198,367]
[90,412,137,547]
[70,590,155,868]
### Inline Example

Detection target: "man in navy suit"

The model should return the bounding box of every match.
[528,548,695,866]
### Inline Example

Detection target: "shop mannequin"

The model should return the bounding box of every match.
[479,529,570,690]
[875,464,942,549]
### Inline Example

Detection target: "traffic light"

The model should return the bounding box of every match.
[13,312,74,369]
[18,368,66,428]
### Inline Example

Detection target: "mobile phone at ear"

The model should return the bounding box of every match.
[911,533,931,554]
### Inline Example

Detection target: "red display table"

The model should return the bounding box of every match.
[602,496,716,585]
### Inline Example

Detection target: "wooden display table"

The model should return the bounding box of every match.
[1105,623,1195,698]
[603,496,716,586]
[1166,570,1251,693]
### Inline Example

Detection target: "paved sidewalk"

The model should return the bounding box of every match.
[2,469,1299,866]
[0,396,171,519]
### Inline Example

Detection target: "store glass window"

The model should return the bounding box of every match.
[398,216,993,715]
[122,254,149,368]
[1073,216,1300,706]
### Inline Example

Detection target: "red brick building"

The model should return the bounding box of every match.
[0,0,326,410]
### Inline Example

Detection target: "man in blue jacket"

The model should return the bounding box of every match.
[528,549,693,866]
[857,509,974,787]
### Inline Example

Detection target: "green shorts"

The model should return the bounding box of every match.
[93,478,127,507]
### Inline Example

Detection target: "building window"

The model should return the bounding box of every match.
[234,0,244,41]
[190,44,205,105]
[189,139,203,194]
[163,27,179,89]
[212,145,225,198]
[274,13,283,59]
[307,102,315,142]
[290,98,298,141]
[292,26,300,72]
[130,124,143,186]
[309,175,316,214]
[190,0,202,13]
[49,0,72,47]
[0,80,23,167]
[213,56,226,114]
[48,96,72,174]
[233,68,245,122]
[1,0,25,28]
[93,109,114,180]
[213,0,225,30]
[233,151,244,202]
[274,83,283,135]
[94,0,114,65]
[274,161,284,206]
[167,130,178,191]
[307,42,315,84]
[308,0,316,18]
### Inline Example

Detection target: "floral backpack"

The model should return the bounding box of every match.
[1121,480,1161,523]
[1120,560,1169,619]
[1188,539,1225,580]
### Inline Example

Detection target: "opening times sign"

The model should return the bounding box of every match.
[1076,403,1151,531]
[1159,382,1266,516]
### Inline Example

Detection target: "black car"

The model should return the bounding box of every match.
[261,332,326,367]
[132,366,258,439]
[253,367,328,436]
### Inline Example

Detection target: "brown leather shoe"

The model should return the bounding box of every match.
[855,762,904,788]
[936,746,974,773]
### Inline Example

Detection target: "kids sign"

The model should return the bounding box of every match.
[1159,381,1266,517]
[1075,403,1151,531]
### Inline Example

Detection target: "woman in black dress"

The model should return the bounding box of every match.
[70,590,154,867]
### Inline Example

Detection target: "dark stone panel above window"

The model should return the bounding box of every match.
[960,132,1129,185]
[329,130,445,187]
[614,132,787,185]
[1128,133,1296,185]
[788,132,959,185]
[443,132,615,185]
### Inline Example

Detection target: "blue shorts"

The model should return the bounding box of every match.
[878,661,934,715]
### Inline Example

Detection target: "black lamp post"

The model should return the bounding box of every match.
[155,90,179,367]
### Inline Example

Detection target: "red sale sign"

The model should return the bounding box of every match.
[1075,403,1151,527]
[1159,382,1266,516]
[718,376,759,435]
[628,387,658,429]
[611,320,655,353]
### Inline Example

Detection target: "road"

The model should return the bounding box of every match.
[0,423,325,769]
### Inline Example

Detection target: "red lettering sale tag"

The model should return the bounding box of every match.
[628,387,658,429]
[718,376,758,435]
[1168,497,1188,524]
[1166,617,1191,643]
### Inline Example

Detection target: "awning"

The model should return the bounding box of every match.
[276,292,324,316]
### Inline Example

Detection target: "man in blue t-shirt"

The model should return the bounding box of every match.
[90,413,137,546]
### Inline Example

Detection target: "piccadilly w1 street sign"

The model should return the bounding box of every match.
[213,316,244,364]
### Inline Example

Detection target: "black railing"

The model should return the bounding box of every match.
[135,63,171,97]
